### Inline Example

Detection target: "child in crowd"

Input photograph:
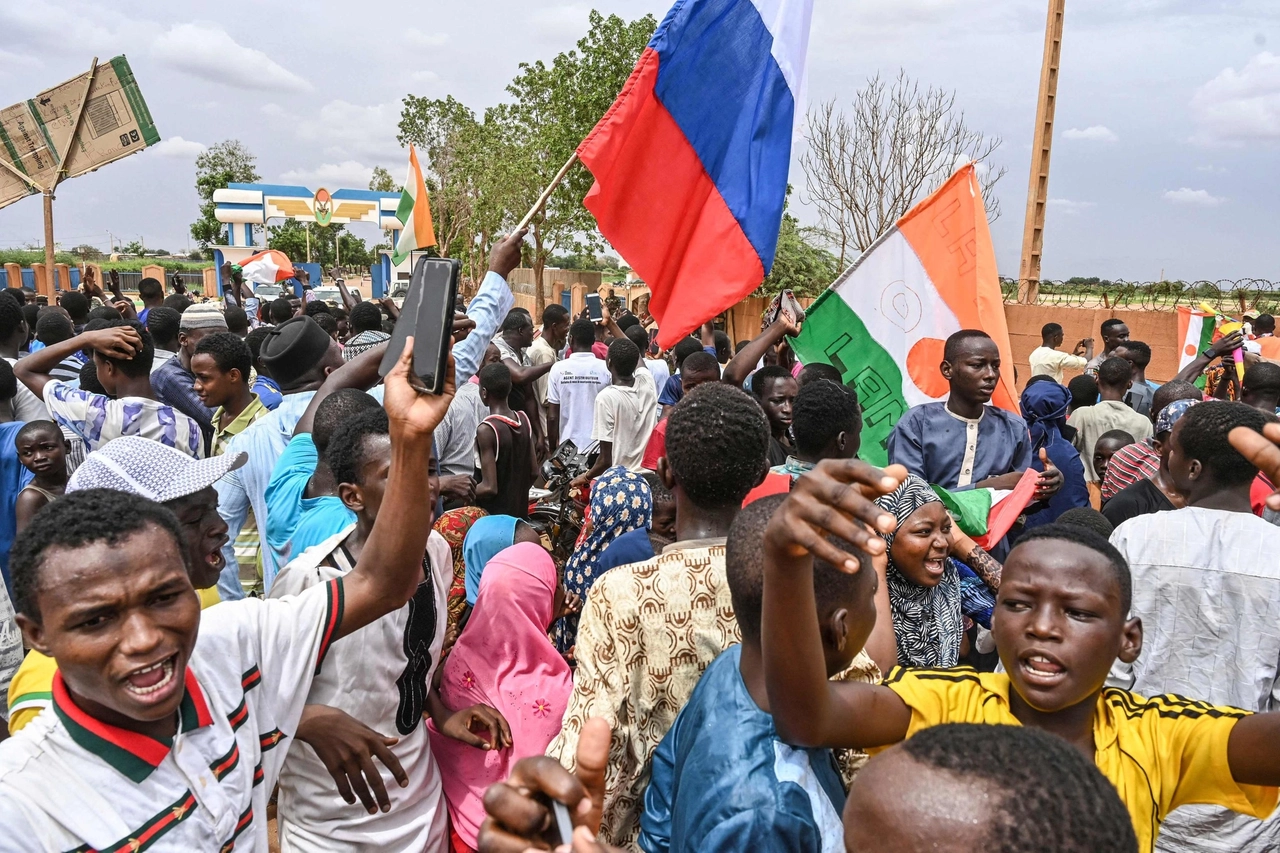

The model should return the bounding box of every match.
[845,723,1137,852]
[574,338,659,484]
[1093,429,1136,489]
[760,459,1280,853]
[638,495,867,852]
[12,421,68,535]
[475,363,538,519]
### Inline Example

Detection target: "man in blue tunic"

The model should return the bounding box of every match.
[887,330,1062,498]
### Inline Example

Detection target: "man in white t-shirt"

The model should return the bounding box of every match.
[273,408,507,851]
[547,319,611,453]
[0,342,457,851]
[574,338,658,486]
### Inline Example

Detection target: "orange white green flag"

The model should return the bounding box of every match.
[392,144,437,265]
[790,164,1017,466]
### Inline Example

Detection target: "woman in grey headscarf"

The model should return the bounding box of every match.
[875,474,1001,668]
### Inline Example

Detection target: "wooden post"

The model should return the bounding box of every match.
[1017,0,1067,304]
[41,191,56,298]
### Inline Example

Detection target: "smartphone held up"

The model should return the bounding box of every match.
[379,257,460,394]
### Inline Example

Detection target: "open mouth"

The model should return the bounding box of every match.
[206,546,226,573]
[123,653,180,704]
[1018,652,1067,687]
[922,558,946,579]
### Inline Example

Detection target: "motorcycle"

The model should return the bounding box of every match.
[527,440,596,564]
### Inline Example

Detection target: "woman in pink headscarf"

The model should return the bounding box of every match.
[429,541,574,852]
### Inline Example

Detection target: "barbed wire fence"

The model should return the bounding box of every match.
[1001,279,1280,314]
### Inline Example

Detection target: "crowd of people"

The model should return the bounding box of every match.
[3,239,1280,853]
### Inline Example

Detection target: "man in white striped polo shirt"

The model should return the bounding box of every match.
[0,343,449,852]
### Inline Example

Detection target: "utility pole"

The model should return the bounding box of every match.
[1017,0,1067,304]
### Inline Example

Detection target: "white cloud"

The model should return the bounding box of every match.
[151,22,312,93]
[1047,198,1096,215]
[150,136,206,158]
[259,103,284,116]
[279,161,374,189]
[295,101,402,162]
[410,70,441,84]
[403,29,450,47]
[1163,187,1227,206]
[530,4,594,40]
[1063,125,1118,142]
[1190,51,1280,146]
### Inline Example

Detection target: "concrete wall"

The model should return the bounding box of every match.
[1004,304,1180,388]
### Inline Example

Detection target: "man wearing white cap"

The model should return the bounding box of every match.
[152,302,228,450]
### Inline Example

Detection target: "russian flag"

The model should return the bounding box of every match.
[578,0,813,349]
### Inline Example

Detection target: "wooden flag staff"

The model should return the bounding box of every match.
[516,151,581,232]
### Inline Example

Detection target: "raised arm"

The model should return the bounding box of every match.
[293,341,390,436]
[14,326,141,399]
[761,460,913,751]
[455,229,526,384]
[1175,330,1242,386]
[334,339,454,640]
[723,317,797,388]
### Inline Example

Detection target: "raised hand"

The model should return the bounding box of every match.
[1230,423,1280,511]
[478,717,615,853]
[382,337,456,444]
[765,460,904,573]
[86,326,143,360]
[295,704,408,815]
[489,228,529,280]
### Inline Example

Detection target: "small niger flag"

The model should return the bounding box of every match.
[932,469,1040,550]
[392,144,437,265]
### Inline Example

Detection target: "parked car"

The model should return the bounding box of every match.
[254,283,285,300]
[311,285,363,306]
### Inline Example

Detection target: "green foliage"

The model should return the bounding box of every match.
[121,240,145,256]
[0,249,210,271]
[266,219,372,269]
[368,166,399,193]
[396,10,655,301]
[70,244,103,260]
[191,140,261,249]
[756,197,841,298]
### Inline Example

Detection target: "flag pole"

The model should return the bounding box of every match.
[517,152,580,232]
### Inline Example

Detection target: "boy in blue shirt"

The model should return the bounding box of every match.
[638,494,872,852]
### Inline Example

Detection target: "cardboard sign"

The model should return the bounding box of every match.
[0,55,158,209]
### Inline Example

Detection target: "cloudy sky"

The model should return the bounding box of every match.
[0,0,1276,282]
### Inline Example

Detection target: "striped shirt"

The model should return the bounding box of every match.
[1101,439,1159,501]
[0,579,343,852]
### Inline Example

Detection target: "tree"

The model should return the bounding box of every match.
[800,71,1006,266]
[756,195,840,298]
[398,95,493,285]
[368,166,399,193]
[267,219,372,270]
[499,10,657,312]
[191,140,261,249]
[70,244,103,260]
[122,240,145,256]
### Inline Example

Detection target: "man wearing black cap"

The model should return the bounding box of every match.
[214,316,347,600]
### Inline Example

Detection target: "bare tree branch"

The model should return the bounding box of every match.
[799,70,1006,261]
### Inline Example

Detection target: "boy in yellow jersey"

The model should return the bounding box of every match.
[6,438,236,733]
[760,459,1280,853]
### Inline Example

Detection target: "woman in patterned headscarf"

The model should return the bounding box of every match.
[875,474,1000,669]
[553,467,652,653]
